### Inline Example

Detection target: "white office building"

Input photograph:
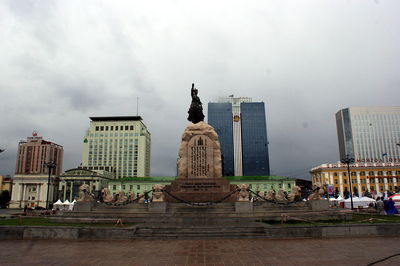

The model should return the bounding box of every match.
[81,116,151,179]
[336,107,400,163]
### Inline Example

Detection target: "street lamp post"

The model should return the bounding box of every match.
[341,155,355,210]
[44,161,57,210]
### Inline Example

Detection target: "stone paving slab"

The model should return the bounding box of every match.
[1,236,400,265]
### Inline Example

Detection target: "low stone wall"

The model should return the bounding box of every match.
[1,223,400,240]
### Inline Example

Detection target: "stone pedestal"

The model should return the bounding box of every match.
[235,202,253,213]
[165,122,238,203]
[309,200,330,211]
[148,202,167,213]
[74,201,96,212]
[165,179,237,203]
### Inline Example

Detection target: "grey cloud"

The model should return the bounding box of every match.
[1,1,400,180]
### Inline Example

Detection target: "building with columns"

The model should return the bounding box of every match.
[58,168,114,202]
[10,132,63,209]
[10,174,59,208]
[310,162,400,197]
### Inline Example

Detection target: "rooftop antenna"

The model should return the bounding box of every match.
[136,96,139,116]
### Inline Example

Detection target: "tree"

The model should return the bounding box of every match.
[0,190,11,208]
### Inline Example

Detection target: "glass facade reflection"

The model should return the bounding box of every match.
[241,102,270,176]
[208,103,234,176]
[208,99,270,176]
[336,107,400,163]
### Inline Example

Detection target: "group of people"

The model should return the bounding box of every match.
[375,197,398,215]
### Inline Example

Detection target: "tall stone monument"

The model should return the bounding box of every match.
[164,84,237,203]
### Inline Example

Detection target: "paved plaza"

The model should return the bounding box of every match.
[0,237,399,265]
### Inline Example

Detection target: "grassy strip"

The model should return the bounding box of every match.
[262,213,400,226]
[0,217,133,227]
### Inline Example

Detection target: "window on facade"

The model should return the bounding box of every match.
[390,186,393,190]
[369,171,374,176]
[343,172,347,176]
[115,126,118,130]
[362,186,366,191]
[106,126,108,131]
[122,185,125,190]
[380,186,383,191]
[360,172,365,176]
[130,126,134,130]
[352,179,357,183]
[378,171,383,175]
[334,172,338,176]
[125,126,129,130]
[287,183,291,188]
[370,179,375,184]
[110,126,114,131]
[113,185,116,190]
[335,179,338,184]
[343,179,347,184]
[95,126,99,131]
[137,185,140,189]
[387,171,392,176]
[100,126,104,131]
[370,186,375,191]
[351,172,356,176]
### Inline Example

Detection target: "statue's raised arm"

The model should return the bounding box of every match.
[187,83,205,124]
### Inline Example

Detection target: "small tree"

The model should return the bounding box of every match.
[0,190,11,208]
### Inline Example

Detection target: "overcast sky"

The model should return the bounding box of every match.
[1,0,399,179]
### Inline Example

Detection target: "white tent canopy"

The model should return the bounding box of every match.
[329,195,343,201]
[62,200,72,211]
[69,199,76,211]
[343,196,376,208]
[53,199,63,210]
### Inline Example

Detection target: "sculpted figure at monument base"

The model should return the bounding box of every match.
[152,184,165,202]
[77,184,95,202]
[101,188,114,203]
[237,184,250,201]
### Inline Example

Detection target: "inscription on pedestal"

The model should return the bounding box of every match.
[180,182,221,191]
[188,135,214,178]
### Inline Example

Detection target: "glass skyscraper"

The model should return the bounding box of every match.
[208,97,270,176]
[241,102,270,176]
[208,103,235,176]
[336,107,400,163]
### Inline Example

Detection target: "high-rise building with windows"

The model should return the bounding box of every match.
[208,96,270,176]
[336,107,400,163]
[81,116,151,179]
[15,131,63,175]
[11,132,63,209]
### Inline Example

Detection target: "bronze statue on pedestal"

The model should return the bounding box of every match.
[187,83,205,124]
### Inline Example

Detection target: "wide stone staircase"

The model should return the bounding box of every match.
[48,201,351,239]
